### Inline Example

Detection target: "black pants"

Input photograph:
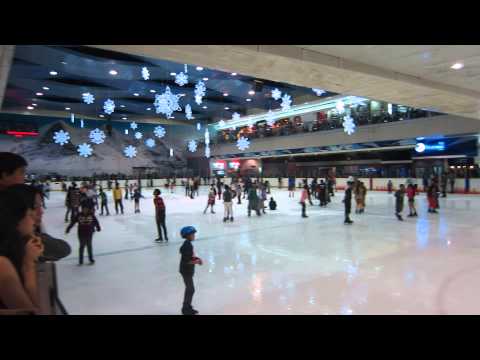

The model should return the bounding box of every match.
[66,206,79,222]
[124,190,129,200]
[181,273,195,310]
[237,194,241,204]
[65,206,71,221]
[100,202,109,215]
[156,215,168,240]
[248,201,261,216]
[301,202,307,217]
[344,202,352,222]
[79,235,94,264]
[185,187,189,196]
[115,199,124,214]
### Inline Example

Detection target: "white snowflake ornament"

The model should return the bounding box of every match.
[53,130,70,146]
[154,86,182,118]
[218,120,226,127]
[188,140,197,153]
[135,131,143,140]
[124,145,137,158]
[77,143,93,158]
[153,125,166,138]
[336,100,345,114]
[194,80,206,105]
[175,72,188,86]
[312,88,326,96]
[280,94,292,111]
[204,128,210,145]
[232,112,240,121]
[145,138,155,148]
[103,99,115,115]
[82,92,95,104]
[130,122,138,130]
[236,136,250,151]
[89,128,106,145]
[185,104,193,120]
[265,110,276,127]
[141,67,150,80]
[271,88,282,100]
[343,115,356,135]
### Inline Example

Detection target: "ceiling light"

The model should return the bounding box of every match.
[120,105,125,108]
[203,77,209,81]
[109,69,118,75]
[223,93,229,97]
[224,107,230,110]
[27,106,34,110]
[42,86,50,90]
[170,72,176,76]
[246,98,252,102]
[196,66,204,71]
[146,107,151,111]
[451,62,464,70]
[203,106,208,109]
[248,90,255,95]
[99,114,105,118]
[122,117,127,120]
[231,73,237,76]
[150,89,156,93]
[32,103,37,106]
[61,61,67,65]
[133,93,140,96]
[36,92,43,96]
[65,107,71,110]
[49,71,58,76]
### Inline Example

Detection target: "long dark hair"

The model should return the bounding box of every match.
[0,190,32,284]
[4,184,42,233]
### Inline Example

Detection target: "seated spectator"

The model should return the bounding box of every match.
[0,190,44,313]
[269,197,277,211]
[0,152,28,191]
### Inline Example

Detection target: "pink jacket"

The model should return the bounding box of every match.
[300,189,308,203]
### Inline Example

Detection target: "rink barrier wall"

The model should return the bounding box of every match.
[45,178,480,194]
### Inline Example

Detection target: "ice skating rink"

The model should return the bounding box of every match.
[43,187,480,315]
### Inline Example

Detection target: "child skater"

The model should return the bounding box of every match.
[269,197,277,210]
[203,185,216,214]
[99,186,110,216]
[406,183,418,217]
[153,189,168,242]
[300,184,309,218]
[179,226,203,315]
[66,206,101,265]
[133,188,143,213]
[394,184,406,221]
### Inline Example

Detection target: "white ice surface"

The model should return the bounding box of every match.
[40,188,480,315]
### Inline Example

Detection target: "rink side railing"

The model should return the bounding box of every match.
[46,177,480,194]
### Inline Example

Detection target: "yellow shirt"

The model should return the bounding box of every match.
[113,188,123,200]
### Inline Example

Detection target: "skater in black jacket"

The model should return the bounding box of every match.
[66,207,101,265]
[343,179,354,224]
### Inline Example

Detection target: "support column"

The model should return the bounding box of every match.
[0,45,15,109]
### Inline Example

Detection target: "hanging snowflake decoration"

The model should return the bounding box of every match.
[194,80,206,105]
[218,120,226,127]
[197,123,201,131]
[204,128,210,145]
[145,138,155,148]
[188,140,197,153]
[141,67,150,80]
[271,88,282,100]
[336,100,345,114]
[80,119,84,128]
[280,94,292,111]
[82,92,95,104]
[265,110,276,127]
[134,131,143,140]
[70,113,75,123]
[205,145,211,158]
[175,72,188,86]
[77,143,93,158]
[154,86,182,118]
[53,130,70,146]
[312,88,326,96]
[103,99,115,115]
[124,145,137,158]
[185,104,193,120]
[169,148,174,157]
[232,112,241,121]
[153,125,166,138]
[130,122,138,130]
[237,136,250,151]
[89,128,106,145]
[343,115,356,136]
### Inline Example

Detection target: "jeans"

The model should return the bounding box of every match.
[100,202,109,215]
[115,199,124,214]
[301,202,307,217]
[344,202,352,222]
[156,215,168,240]
[79,235,94,264]
[181,273,195,310]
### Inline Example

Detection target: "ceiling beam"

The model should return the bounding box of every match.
[0,45,15,110]
[89,45,480,121]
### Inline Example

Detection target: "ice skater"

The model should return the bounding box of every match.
[288,177,295,198]
[394,184,406,221]
[318,179,327,207]
[133,188,143,213]
[406,184,418,217]
[387,179,393,194]
[427,182,438,213]
[203,185,216,214]
[222,184,234,222]
[248,184,261,217]
[153,189,168,242]
[269,197,277,210]
[124,180,129,200]
[179,226,203,315]
[343,178,354,224]
[66,206,101,266]
[99,187,110,216]
[300,184,309,218]
[113,183,124,215]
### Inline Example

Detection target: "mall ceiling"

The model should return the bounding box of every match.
[2,45,332,125]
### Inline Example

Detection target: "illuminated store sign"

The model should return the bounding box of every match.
[415,141,445,153]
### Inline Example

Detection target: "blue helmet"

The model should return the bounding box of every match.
[180,226,197,238]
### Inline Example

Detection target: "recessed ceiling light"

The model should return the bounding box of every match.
[32,103,37,106]
[49,71,58,76]
[27,106,34,110]
[170,72,176,76]
[99,114,105,118]
[120,105,125,108]
[231,73,237,76]
[203,106,208,109]
[224,107,230,110]
[122,117,127,120]
[246,98,252,102]
[109,69,118,75]
[133,93,140,96]
[150,89,156,93]
[36,92,43,96]
[203,77,209,81]
[451,62,464,70]
[223,93,229,97]
[65,107,71,110]
[146,107,151,111]
[61,61,67,65]
[248,90,255,95]
[196,66,204,71]
[42,86,50,90]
